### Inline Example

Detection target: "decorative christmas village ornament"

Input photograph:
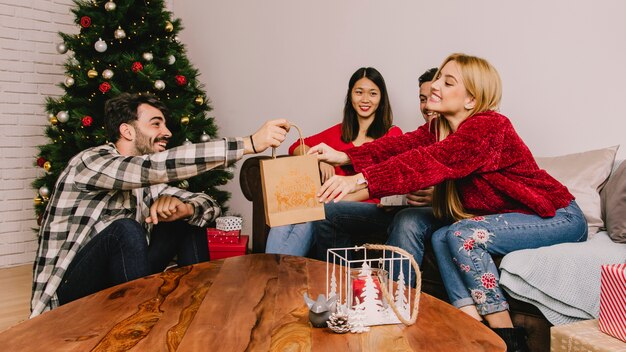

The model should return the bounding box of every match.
[63,76,75,87]
[56,111,69,123]
[200,132,210,142]
[304,293,337,328]
[165,21,174,32]
[56,42,68,54]
[142,52,153,61]
[102,69,114,79]
[104,0,116,11]
[326,244,420,331]
[94,38,107,52]
[327,309,351,333]
[114,27,126,40]
[87,69,98,78]
[154,79,165,90]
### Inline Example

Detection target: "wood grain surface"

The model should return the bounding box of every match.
[0,254,505,351]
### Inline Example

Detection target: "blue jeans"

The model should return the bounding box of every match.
[57,218,209,305]
[312,201,439,286]
[431,200,588,315]
[266,222,314,256]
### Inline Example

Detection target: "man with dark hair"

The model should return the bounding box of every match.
[31,92,289,316]
[418,67,438,122]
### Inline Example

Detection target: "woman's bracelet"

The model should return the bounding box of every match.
[249,135,258,153]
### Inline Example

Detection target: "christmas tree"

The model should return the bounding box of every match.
[32,0,232,222]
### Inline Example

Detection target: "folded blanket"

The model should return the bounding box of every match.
[499,231,626,325]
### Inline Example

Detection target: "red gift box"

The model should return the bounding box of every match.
[209,235,248,260]
[598,263,626,342]
[207,228,240,244]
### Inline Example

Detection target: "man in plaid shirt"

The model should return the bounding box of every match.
[31,93,289,317]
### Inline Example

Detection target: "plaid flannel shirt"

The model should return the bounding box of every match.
[30,137,243,317]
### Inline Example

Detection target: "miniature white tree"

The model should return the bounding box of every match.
[349,296,370,333]
[394,268,409,319]
[330,269,338,299]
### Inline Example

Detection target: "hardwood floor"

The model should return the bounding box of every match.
[0,265,31,332]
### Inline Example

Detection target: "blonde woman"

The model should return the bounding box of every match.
[309,53,587,352]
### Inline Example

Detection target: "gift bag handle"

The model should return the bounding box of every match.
[271,124,305,159]
[363,243,421,325]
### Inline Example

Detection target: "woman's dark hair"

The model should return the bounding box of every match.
[104,93,170,142]
[341,67,393,143]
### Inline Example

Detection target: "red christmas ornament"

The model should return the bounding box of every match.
[175,75,187,86]
[80,16,91,28]
[99,82,111,93]
[36,157,46,167]
[131,61,143,73]
[82,116,93,127]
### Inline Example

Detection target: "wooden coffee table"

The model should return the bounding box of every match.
[0,254,505,351]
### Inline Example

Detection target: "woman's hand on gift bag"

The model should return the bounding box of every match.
[246,119,290,154]
[317,173,368,203]
[308,143,350,166]
[319,162,336,183]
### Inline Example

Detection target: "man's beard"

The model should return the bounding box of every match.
[134,130,167,155]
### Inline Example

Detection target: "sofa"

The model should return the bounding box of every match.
[239,146,626,352]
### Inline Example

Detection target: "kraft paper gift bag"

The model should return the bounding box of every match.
[259,125,325,227]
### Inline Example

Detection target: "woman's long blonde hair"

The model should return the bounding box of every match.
[431,53,502,222]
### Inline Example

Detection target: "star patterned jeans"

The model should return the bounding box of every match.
[431,200,587,315]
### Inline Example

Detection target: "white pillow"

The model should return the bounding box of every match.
[535,145,619,236]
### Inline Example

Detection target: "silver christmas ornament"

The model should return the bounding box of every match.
[56,111,69,123]
[94,38,107,53]
[200,132,210,142]
[102,69,114,79]
[114,28,126,39]
[104,1,116,11]
[168,55,176,65]
[39,186,50,198]
[56,42,68,54]
[142,52,153,61]
[154,80,165,90]
[68,56,79,66]
[64,76,75,87]
[182,139,193,146]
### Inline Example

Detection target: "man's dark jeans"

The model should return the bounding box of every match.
[57,218,209,305]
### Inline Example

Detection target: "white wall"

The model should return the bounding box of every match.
[0,0,74,267]
[174,0,626,244]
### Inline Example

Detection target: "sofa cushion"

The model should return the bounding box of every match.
[600,160,626,243]
[535,146,618,236]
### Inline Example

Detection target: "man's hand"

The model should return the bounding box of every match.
[406,187,434,207]
[146,195,194,225]
[308,143,351,166]
[245,119,290,154]
[319,162,336,183]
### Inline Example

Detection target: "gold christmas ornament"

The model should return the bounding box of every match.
[50,116,58,125]
[43,161,52,172]
[165,21,174,32]
[194,96,204,105]
[34,196,43,206]
[87,69,98,78]
[180,116,190,125]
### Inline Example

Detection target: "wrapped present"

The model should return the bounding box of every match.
[209,235,248,260]
[551,319,626,352]
[599,263,626,342]
[207,228,240,244]
[216,216,243,231]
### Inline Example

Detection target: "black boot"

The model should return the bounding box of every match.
[492,327,529,352]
